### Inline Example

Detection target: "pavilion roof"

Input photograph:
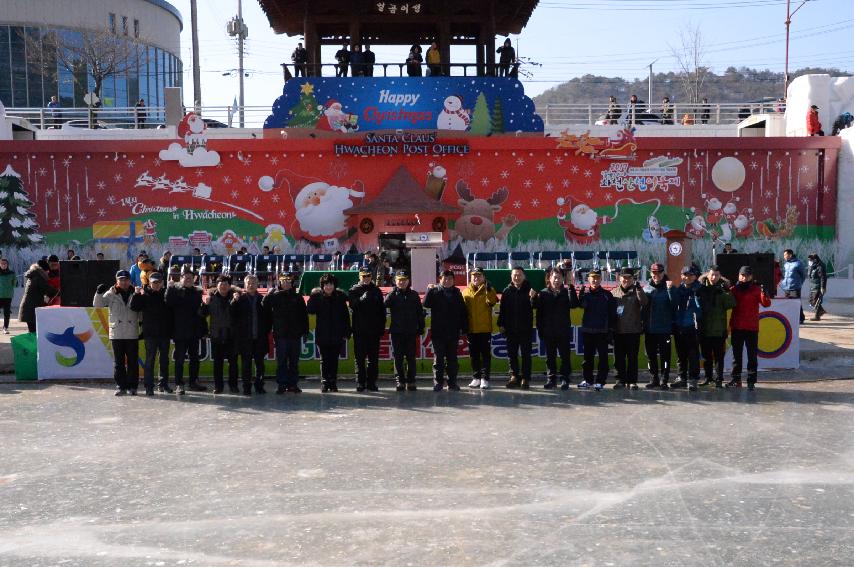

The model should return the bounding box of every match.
[345,166,460,215]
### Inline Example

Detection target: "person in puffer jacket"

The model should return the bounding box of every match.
[642,263,676,389]
[307,273,352,393]
[727,265,771,390]
[611,267,648,389]
[697,266,736,388]
[532,267,579,390]
[578,269,616,391]
[499,267,537,390]
[672,265,703,391]
[462,267,498,389]
[93,270,141,396]
[424,270,468,392]
[129,271,173,395]
[384,269,424,391]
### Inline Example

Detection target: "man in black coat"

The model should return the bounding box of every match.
[263,273,309,394]
[384,270,425,391]
[200,275,240,394]
[129,271,172,395]
[498,267,535,389]
[348,267,386,392]
[164,267,207,394]
[424,269,468,391]
[532,267,580,390]
[232,274,269,395]
[307,273,352,392]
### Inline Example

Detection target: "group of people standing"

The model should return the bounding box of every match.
[92,255,778,399]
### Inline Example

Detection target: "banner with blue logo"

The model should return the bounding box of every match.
[264,77,543,133]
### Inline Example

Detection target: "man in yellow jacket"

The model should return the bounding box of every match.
[463,267,498,389]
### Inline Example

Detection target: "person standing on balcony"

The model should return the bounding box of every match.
[625,94,644,126]
[135,98,147,128]
[47,95,61,128]
[496,38,515,77]
[335,42,351,77]
[291,42,308,77]
[426,41,442,76]
[364,44,376,77]
[350,44,365,77]
[700,97,711,124]
[606,95,622,124]
[406,45,423,77]
[660,96,674,125]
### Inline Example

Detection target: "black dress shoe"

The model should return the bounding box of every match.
[254,380,266,394]
[543,378,557,389]
[447,381,460,391]
[559,379,570,390]
[229,385,240,394]
[276,385,287,395]
[670,379,688,389]
[145,387,154,396]
[356,385,366,392]
[321,384,330,393]
[242,385,253,395]
[395,383,406,392]
[367,384,379,392]
[176,385,186,395]
[612,381,626,390]
[287,385,303,393]
[330,384,339,392]
[129,389,138,396]
[158,384,174,393]
[188,382,207,392]
[406,383,417,391]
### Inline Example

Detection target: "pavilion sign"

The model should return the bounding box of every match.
[334,132,470,157]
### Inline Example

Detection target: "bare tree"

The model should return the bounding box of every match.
[670,23,709,105]
[23,27,148,106]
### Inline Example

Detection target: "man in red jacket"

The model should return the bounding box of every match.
[807,104,823,136]
[728,266,771,390]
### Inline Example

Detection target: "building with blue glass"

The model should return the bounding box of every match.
[0,0,182,109]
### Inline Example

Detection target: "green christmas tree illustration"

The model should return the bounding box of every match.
[287,83,323,128]
[491,98,505,134]
[0,165,43,247]
[469,92,492,135]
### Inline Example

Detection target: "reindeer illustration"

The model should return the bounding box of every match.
[448,180,518,242]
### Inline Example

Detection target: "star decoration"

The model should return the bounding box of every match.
[536,163,545,173]
[126,159,136,168]
[480,177,490,187]
[113,173,123,183]
[500,170,510,179]
[513,200,522,209]
[523,179,532,189]
[98,208,106,217]
[300,82,314,95]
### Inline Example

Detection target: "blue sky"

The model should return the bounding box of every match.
[171,0,853,108]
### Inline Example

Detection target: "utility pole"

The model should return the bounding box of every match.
[227,0,248,127]
[784,0,811,99]
[191,0,201,113]
[648,59,658,111]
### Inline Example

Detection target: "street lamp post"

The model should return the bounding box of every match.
[784,0,811,99]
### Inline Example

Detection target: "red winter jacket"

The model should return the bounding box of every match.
[807,109,822,136]
[729,282,771,332]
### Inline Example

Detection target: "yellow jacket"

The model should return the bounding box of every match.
[463,283,497,333]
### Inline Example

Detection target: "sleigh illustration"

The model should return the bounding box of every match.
[556,128,637,160]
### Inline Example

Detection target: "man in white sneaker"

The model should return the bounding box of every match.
[463,268,498,389]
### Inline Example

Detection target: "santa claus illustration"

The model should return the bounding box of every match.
[316,99,357,132]
[703,196,723,224]
[177,112,207,152]
[733,211,754,238]
[556,197,611,244]
[291,180,365,243]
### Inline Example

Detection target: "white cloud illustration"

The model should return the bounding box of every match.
[158,143,221,167]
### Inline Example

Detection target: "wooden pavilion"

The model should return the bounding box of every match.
[257,0,538,76]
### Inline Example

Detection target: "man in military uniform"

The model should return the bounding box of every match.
[424,270,468,391]
[384,270,424,391]
[348,267,386,391]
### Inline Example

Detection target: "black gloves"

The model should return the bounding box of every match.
[96,283,109,294]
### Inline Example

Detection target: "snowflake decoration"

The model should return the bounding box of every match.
[87,197,95,206]
[583,170,592,178]
[805,181,814,190]
[251,197,260,207]
[667,194,676,203]
[270,156,279,165]
[694,162,704,170]
[97,181,106,191]
[107,195,117,205]
[216,163,223,169]
[800,165,809,174]
[52,220,61,228]
[513,200,522,209]
[244,176,253,185]
[530,198,540,207]
[585,190,593,199]
[554,157,563,166]
[153,158,161,166]
[271,194,280,203]
[515,158,525,167]
[329,158,349,179]
[98,208,106,217]
[570,165,579,175]
[480,177,490,187]
[38,168,47,177]
[688,178,696,186]
[536,163,545,173]
[77,213,86,221]
[762,206,770,214]
[820,214,826,220]
[230,190,239,200]
[223,176,231,185]
[801,197,809,205]
[765,191,773,198]
[113,173,123,183]
[195,169,204,178]
[46,190,54,198]
[775,161,783,169]
[749,161,759,170]
[523,179,532,189]
[63,194,71,203]
[126,159,136,168]
[545,182,553,192]
[823,185,831,194]
[62,157,72,167]
[562,179,570,188]
[603,193,613,201]
[278,210,287,218]
[500,170,510,179]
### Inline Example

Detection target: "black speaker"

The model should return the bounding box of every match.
[715,253,776,297]
[59,260,121,307]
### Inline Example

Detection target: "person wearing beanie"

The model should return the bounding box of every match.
[642,263,677,389]
[463,268,498,389]
[348,267,387,392]
[424,270,468,392]
[384,270,424,391]
[697,265,736,388]
[578,269,616,391]
[307,273,351,393]
[672,265,703,391]
[531,267,579,390]
[728,266,771,390]
[129,271,172,395]
[94,270,141,396]
[499,266,537,390]
[611,268,648,389]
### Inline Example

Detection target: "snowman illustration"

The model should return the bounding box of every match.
[437,95,471,131]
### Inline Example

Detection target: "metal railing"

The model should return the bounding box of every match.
[281,61,518,79]
[535,101,785,127]
[3,106,168,130]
